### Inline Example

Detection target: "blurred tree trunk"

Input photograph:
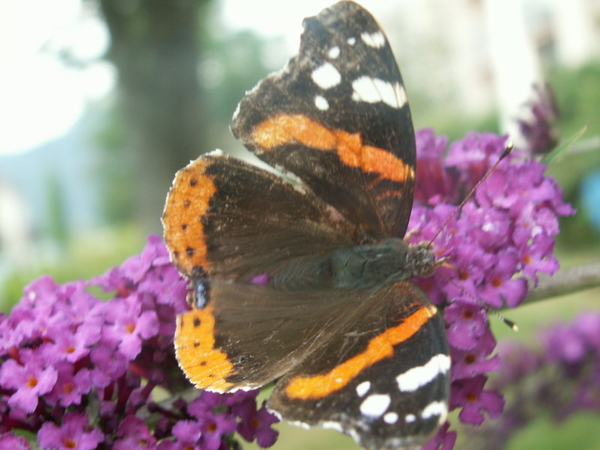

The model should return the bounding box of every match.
[99,0,209,233]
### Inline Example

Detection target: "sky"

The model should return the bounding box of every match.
[1,0,590,156]
[0,0,116,155]
[0,0,401,156]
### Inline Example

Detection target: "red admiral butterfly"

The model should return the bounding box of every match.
[163,2,450,449]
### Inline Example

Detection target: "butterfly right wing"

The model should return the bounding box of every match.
[232,1,417,240]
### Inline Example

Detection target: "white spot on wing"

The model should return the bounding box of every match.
[311,62,341,90]
[328,46,340,59]
[351,76,407,109]
[347,36,356,45]
[396,354,451,392]
[405,413,416,423]
[383,412,398,424]
[421,401,448,424]
[361,31,385,48]
[356,381,371,397]
[394,83,408,108]
[360,394,391,417]
[314,95,329,111]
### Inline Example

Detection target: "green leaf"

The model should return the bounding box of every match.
[542,125,588,165]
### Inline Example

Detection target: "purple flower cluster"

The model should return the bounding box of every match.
[0,129,573,449]
[0,236,278,449]
[538,312,600,420]
[410,130,574,449]
[513,83,560,155]
[461,312,600,449]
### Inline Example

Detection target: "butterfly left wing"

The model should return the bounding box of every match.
[269,281,450,450]
[175,281,374,392]
[232,1,416,239]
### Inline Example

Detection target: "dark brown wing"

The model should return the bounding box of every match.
[269,282,450,450]
[162,151,357,284]
[232,1,416,239]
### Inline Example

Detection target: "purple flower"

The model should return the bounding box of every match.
[170,420,202,448]
[513,82,559,155]
[38,413,103,450]
[0,236,277,450]
[494,340,540,387]
[451,329,500,380]
[236,404,279,448]
[200,413,237,450]
[0,352,58,413]
[414,129,453,204]
[45,362,92,407]
[113,416,157,450]
[422,422,456,450]
[450,376,504,425]
[186,396,237,450]
[102,295,159,360]
[470,312,600,447]
[519,234,559,284]
[0,433,31,450]
[541,312,600,366]
[477,249,528,308]
[88,344,129,388]
[444,301,488,351]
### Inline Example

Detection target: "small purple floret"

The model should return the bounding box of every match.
[250,273,271,286]
[0,237,279,449]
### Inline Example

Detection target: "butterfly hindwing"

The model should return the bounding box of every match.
[269,282,449,450]
[232,1,416,239]
[175,282,371,392]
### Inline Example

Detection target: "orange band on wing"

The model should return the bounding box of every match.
[251,114,414,183]
[162,157,217,276]
[174,305,234,392]
[284,304,437,400]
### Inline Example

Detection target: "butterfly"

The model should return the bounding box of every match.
[162,2,450,449]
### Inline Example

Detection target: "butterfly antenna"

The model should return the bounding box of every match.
[477,293,519,331]
[427,142,514,247]
[430,141,518,331]
[471,292,519,331]
[493,309,519,331]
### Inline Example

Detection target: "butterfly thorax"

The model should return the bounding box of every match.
[257,238,436,293]
[331,238,436,289]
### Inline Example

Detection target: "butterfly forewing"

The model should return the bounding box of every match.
[232,1,416,239]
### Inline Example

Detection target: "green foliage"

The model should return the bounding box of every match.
[549,62,600,137]
[546,61,600,249]
[45,172,68,246]
[92,109,135,225]
[507,412,600,450]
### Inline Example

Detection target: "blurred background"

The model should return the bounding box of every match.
[0,0,599,448]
